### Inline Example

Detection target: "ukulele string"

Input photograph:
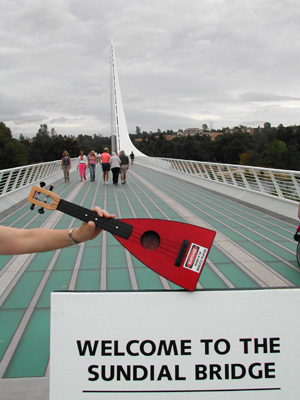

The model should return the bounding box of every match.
[119,234,180,260]
[62,201,184,256]
[54,199,195,259]
[128,224,184,250]
[126,230,181,257]
[32,195,210,270]
[78,207,185,257]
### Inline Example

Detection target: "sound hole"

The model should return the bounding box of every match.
[141,231,160,250]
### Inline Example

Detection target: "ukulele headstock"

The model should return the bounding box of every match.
[28,185,60,211]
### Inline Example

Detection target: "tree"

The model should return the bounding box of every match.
[37,124,50,137]
[50,128,57,137]
[0,122,12,140]
[0,122,29,169]
[264,122,272,130]
[29,125,52,162]
[3,121,300,170]
[259,140,288,169]
[240,150,257,166]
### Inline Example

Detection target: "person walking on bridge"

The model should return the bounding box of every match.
[119,150,129,184]
[88,150,97,181]
[110,152,121,185]
[99,147,111,185]
[77,150,87,181]
[130,151,135,165]
[61,151,71,182]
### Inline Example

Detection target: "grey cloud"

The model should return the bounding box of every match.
[1,0,300,138]
[240,92,300,102]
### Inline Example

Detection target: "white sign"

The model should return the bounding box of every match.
[50,289,300,399]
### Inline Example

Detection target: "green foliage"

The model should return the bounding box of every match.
[213,132,255,164]
[131,124,300,170]
[0,122,12,140]
[77,134,110,155]
[259,140,288,169]
[0,122,29,169]
[1,122,300,171]
[0,123,113,169]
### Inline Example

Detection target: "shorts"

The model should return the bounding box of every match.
[102,163,110,172]
[120,165,128,174]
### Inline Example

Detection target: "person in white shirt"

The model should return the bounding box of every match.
[110,152,121,184]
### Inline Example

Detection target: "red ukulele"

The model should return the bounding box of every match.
[28,185,216,291]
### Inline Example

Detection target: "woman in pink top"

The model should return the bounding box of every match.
[77,150,87,181]
[99,147,111,184]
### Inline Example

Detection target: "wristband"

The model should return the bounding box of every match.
[68,228,81,245]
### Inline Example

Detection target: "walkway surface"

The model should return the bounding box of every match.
[0,163,299,399]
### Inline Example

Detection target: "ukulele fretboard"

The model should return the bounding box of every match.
[58,199,132,239]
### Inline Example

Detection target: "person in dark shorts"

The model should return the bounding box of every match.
[99,147,111,184]
[130,151,135,165]
[119,150,129,184]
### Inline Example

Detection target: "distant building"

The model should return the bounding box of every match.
[185,128,202,136]
[209,131,223,140]
[176,126,255,140]
[223,127,255,134]
[164,134,177,141]
[177,128,204,136]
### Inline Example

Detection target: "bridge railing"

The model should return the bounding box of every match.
[0,158,78,196]
[136,157,300,203]
[1,157,300,204]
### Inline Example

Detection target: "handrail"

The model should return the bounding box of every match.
[0,158,78,196]
[136,157,300,203]
[1,157,300,204]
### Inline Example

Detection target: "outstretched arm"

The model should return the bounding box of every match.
[0,206,114,255]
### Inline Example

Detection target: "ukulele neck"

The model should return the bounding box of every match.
[57,199,132,239]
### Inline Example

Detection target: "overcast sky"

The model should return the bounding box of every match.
[1,0,300,138]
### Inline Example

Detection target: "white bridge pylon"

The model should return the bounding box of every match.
[110,39,145,157]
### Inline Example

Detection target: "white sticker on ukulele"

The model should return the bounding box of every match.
[183,244,208,273]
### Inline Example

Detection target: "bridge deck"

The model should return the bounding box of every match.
[0,163,299,398]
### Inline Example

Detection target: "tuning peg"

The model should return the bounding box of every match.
[40,182,46,188]
[30,204,35,211]
[49,185,54,191]
[38,208,45,214]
